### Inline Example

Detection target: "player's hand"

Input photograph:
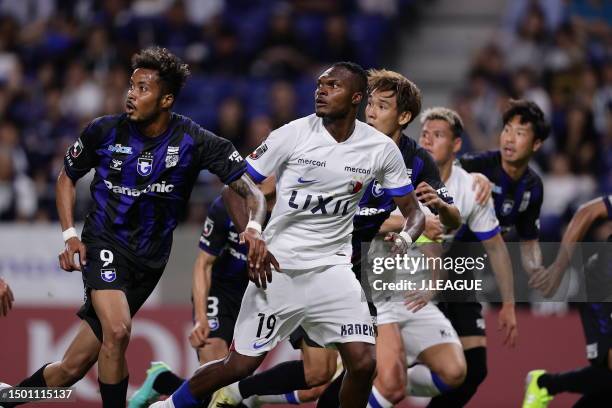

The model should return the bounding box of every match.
[471,173,492,205]
[424,215,443,241]
[240,228,280,289]
[416,182,443,210]
[384,231,411,255]
[189,316,210,349]
[498,303,518,348]
[404,286,435,313]
[58,237,87,272]
[528,263,563,298]
[0,278,14,317]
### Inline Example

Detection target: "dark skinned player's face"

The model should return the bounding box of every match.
[125,68,171,123]
[315,67,362,119]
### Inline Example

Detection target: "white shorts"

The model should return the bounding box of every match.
[377,301,461,365]
[232,264,375,356]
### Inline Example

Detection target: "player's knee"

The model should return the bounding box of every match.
[375,363,406,403]
[101,322,131,350]
[347,350,376,380]
[438,362,467,389]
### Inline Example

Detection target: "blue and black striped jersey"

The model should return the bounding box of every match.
[64,113,246,270]
[459,150,543,241]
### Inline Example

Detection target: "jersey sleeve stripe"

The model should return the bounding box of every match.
[384,184,414,197]
[604,195,612,220]
[473,226,501,241]
[246,162,266,183]
[199,242,222,256]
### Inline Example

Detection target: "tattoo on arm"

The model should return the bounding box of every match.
[229,174,266,226]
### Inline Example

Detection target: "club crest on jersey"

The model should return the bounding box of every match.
[100,268,116,282]
[349,179,363,194]
[110,159,123,171]
[137,155,153,176]
[165,146,179,168]
[372,180,384,197]
[208,317,219,331]
[501,199,514,215]
[70,138,84,158]
[249,143,268,160]
[202,218,214,237]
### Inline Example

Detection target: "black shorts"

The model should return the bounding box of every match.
[579,302,612,366]
[198,281,245,345]
[77,244,164,342]
[289,326,323,350]
[437,301,486,337]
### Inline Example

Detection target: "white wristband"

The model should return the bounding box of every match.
[398,231,413,245]
[62,227,78,242]
[246,221,262,234]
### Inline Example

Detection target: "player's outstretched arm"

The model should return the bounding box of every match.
[56,168,87,272]
[482,234,517,347]
[529,198,608,297]
[0,278,14,317]
[190,250,216,349]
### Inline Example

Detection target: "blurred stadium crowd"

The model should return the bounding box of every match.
[0,0,610,243]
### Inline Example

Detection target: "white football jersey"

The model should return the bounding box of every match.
[246,114,413,269]
[444,165,500,240]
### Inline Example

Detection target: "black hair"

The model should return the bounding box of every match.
[332,61,368,95]
[131,46,191,98]
[502,99,550,141]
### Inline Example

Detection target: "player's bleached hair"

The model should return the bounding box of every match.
[131,46,191,99]
[420,107,464,138]
[367,69,421,128]
[502,99,550,142]
[332,61,368,96]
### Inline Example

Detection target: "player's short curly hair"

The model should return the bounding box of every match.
[332,61,368,96]
[420,107,464,138]
[367,69,421,128]
[131,46,191,99]
[502,99,550,142]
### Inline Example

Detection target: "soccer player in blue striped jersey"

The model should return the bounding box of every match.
[4,47,269,408]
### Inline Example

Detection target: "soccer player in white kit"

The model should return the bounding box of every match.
[152,62,425,408]
[415,107,518,406]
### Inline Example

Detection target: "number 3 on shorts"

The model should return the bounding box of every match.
[207,296,219,317]
[100,249,114,267]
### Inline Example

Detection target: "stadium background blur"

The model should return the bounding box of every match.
[0,0,609,407]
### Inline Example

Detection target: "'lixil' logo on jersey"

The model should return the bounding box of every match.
[137,155,153,176]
